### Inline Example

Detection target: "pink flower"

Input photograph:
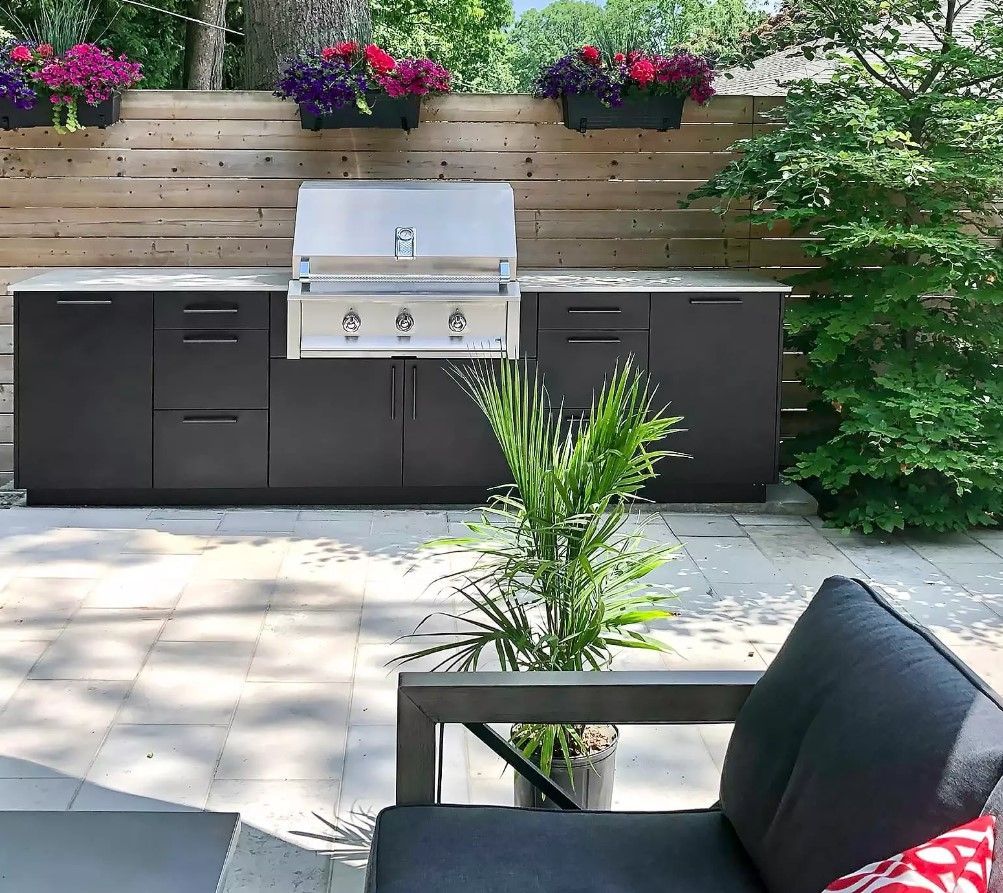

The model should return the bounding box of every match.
[10,45,33,64]
[613,52,626,64]
[580,45,600,65]
[36,43,54,58]
[333,41,357,56]
[320,46,338,60]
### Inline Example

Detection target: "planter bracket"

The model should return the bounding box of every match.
[463,723,581,810]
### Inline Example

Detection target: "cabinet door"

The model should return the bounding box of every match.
[403,360,510,489]
[646,293,783,496]
[537,330,649,408]
[16,292,153,489]
[269,359,403,488]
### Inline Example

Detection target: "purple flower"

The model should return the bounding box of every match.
[274,55,369,113]
[0,38,37,109]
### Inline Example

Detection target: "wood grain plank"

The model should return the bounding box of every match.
[1,148,737,181]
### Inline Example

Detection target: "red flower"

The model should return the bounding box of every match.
[333,40,357,55]
[628,57,655,85]
[626,50,642,63]
[320,46,338,60]
[36,43,54,58]
[365,44,396,74]
[580,45,600,65]
[613,52,626,64]
[9,45,33,64]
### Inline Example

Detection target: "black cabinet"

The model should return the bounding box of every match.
[646,293,783,500]
[154,291,269,330]
[402,360,510,489]
[16,292,153,489]
[538,291,650,331]
[269,358,404,488]
[537,330,649,408]
[154,329,269,410]
[154,410,268,488]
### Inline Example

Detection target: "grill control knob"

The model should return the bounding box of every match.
[396,309,414,333]
[448,310,467,333]
[342,310,361,333]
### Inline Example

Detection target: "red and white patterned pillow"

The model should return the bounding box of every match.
[824,816,996,893]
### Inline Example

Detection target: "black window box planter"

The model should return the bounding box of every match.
[1,93,121,130]
[561,92,685,133]
[299,94,421,132]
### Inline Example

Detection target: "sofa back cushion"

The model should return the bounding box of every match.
[720,576,1003,893]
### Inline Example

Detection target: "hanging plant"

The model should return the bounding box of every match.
[274,42,452,132]
[534,46,716,132]
[0,40,142,133]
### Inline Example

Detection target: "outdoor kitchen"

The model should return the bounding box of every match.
[10,177,788,507]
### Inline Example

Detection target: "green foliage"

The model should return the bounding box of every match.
[373,0,516,92]
[3,0,97,52]
[688,0,1003,532]
[508,0,764,92]
[395,359,681,773]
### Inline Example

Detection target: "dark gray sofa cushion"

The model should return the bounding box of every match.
[721,575,1003,893]
[366,805,767,893]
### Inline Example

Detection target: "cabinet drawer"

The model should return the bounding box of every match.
[154,329,268,410]
[155,292,269,330]
[537,330,648,408]
[539,292,649,330]
[154,410,268,489]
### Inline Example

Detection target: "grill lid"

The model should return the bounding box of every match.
[291,180,517,282]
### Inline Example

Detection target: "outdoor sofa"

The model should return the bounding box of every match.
[368,575,1003,893]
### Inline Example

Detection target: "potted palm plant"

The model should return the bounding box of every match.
[396,359,682,809]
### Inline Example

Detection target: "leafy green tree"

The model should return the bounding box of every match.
[688,0,1003,532]
[507,0,603,91]
[374,0,516,92]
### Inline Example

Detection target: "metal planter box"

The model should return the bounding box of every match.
[561,92,685,133]
[299,94,421,132]
[1,94,121,130]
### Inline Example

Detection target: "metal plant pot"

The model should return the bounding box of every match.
[1,94,121,130]
[513,727,618,810]
[561,92,685,133]
[299,93,421,132]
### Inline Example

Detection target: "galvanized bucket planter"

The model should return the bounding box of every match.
[562,93,685,133]
[513,727,618,810]
[299,94,421,132]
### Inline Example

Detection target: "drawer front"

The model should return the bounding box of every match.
[537,330,648,408]
[155,292,270,330]
[154,410,268,489]
[538,292,649,331]
[154,329,269,409]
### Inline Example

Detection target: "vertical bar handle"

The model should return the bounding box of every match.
[411,364,418,420]
[390,364,397,420]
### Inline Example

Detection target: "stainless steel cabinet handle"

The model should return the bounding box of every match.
[183,305,239,314]
[182,335,239,343]
[181,415,239,423]
[566,336,621,344]
[567,307,622,314]
[56,299,112,305]
[688,298,743,305]
[411,364,418,420]
[390,364,397,420]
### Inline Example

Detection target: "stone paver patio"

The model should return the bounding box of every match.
[0,504,1000,891]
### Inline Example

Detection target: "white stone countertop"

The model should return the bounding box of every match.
[11,267,291,292]
[519,269,791,292]
[11,267,790,294]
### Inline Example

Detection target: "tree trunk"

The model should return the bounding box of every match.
[185,0,227,90]
[243,0,372,89]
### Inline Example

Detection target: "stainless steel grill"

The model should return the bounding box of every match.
[286,181,520,359]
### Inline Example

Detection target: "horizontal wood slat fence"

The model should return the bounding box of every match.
[0,90,814,481]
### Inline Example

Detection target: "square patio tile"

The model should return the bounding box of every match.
[74,723,229,810]
[744,526,859,592]
[122,640,255,724]
[904,531,1000,565]
[193,537,290,581]
[217,511,300,534]
[29,609,165,681]
[0,639,51,709]
[0,777,80,810]
[161,579,272,643]
[248,610,360,683]
[215,682,351,781]
[82,553,199,609]
[662,514,747,537]
[734,514,810,526]
[0,679,130,778]
[0,577,92,641]
[681,538,788,585]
